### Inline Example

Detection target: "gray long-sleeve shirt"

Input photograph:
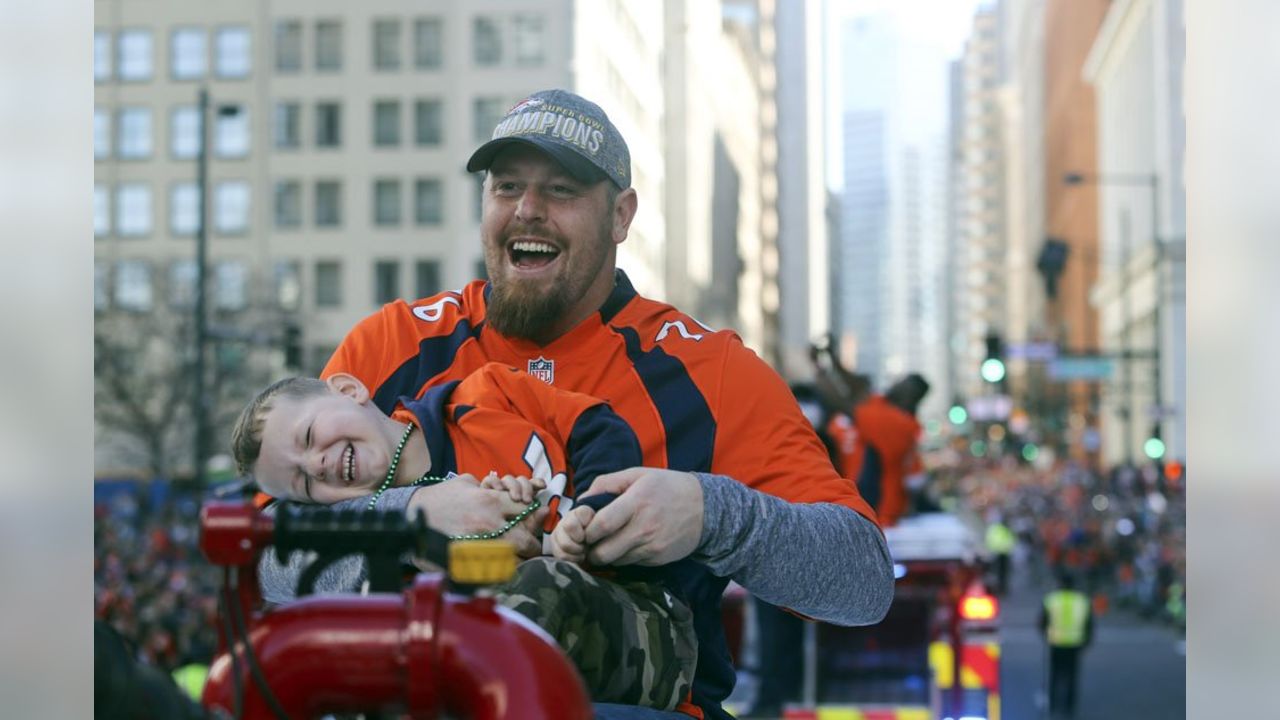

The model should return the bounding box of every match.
[259,473,894,626]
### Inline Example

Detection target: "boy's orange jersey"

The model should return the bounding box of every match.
[389,362,641,498]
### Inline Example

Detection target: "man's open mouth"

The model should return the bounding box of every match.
[343,444,355,485]
[508,240,561,269]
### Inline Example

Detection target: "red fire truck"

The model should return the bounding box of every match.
[726,512,1002,720]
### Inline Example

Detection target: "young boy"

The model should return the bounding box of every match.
[230,362,697,711]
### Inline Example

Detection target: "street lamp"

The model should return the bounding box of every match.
[193,88,242,488]
[1063,170,1163,465]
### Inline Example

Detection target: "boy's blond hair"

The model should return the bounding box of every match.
[230,376,329,477]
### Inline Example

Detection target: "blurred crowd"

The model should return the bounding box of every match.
[94,483,221,674]
[930,453,1186,629]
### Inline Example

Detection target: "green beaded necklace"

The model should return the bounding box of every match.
[365,422,541,541]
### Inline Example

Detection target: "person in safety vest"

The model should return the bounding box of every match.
[1039,572,1094,718]
[985,512,1016,596]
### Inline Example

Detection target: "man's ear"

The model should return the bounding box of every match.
[325,373,370,404]
[611,187,638,246]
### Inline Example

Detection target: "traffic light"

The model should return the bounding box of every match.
[981,332,1006,383]
[1143,424,1165,460]
[948,404,968,425]
[283,322,302,370]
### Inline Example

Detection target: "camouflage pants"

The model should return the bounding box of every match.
[493,557,698,710]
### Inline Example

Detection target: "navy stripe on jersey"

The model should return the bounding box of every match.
[373,319,480,414]
[614,326,715,472]
[401,381,461,477]
[597,269,637,325]
[564,403,643,494]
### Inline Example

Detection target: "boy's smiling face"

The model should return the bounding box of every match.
[253,375,400,504]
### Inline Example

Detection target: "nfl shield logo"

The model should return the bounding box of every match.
[527,357,555,385]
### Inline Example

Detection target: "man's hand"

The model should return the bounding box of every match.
[578,467,704,566]
[550,505,595,564]
[406,474,547,558]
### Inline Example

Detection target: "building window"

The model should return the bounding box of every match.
[215,261,249,311]
[372,100,400,147]
[274,261,302,311]
[316,102,341,148]
[215,107,249,158]
[315,180,342,227]
[473,97,504,142]
[415,178,443,225]
[415,259,441,297]
[274,180,302,228]
[472,17,501,67]
[414,98,442,146]
[171,27,206,80]
[215,27,251,78]
[373,178,401,226]
[94,185,110,238]
[95,261,110,312]
[275,20,302,72]
[513,15,545,66]
[168,259,196,308]
[315,20,342,71]
[169,182,198,236]
[118,29,153,81]
[115,260,153,311]
[115,184,152,237]
[274,102,301,149]
[170,106,200,159]
[372,19,401,70]
[474,258,489,281]
[214,181,251,234]
[94,108,111,160]
[117,107,153,159]
[315,260,342,307]
[95,30,111,82]
[473,173,485,222]
[374,260,400,304]
[413,18,443,69]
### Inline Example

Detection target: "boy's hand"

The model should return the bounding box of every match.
[405,474,547,558]
[550,505,596,564]
[479,472,545,504]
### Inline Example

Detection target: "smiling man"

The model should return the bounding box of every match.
[260,89,894,720]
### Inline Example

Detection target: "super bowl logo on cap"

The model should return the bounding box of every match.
[527,357,554,385]
[506,97,545,115]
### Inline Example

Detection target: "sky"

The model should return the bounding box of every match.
[823,0,990,188]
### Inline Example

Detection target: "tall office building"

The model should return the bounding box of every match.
[954,7,1006,404]
[837,14,949,418]
[1084,0,1186,465]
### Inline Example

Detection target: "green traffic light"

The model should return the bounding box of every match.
[1022,443,1039,462]
[1143,437,1166,460]
[948,405,968,425]
[980,358,1006,383]
[971,440,987,457]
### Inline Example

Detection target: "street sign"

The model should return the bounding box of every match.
[1004,341,1059,362]
[1048,356,1114,380]
[967,395,1013,422]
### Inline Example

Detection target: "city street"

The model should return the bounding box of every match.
[998,559,1186,719]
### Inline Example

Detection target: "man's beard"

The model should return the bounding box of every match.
[486,277,572,343]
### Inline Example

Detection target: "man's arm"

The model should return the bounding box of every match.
[693,473,893,626]
[579,468,894,626]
